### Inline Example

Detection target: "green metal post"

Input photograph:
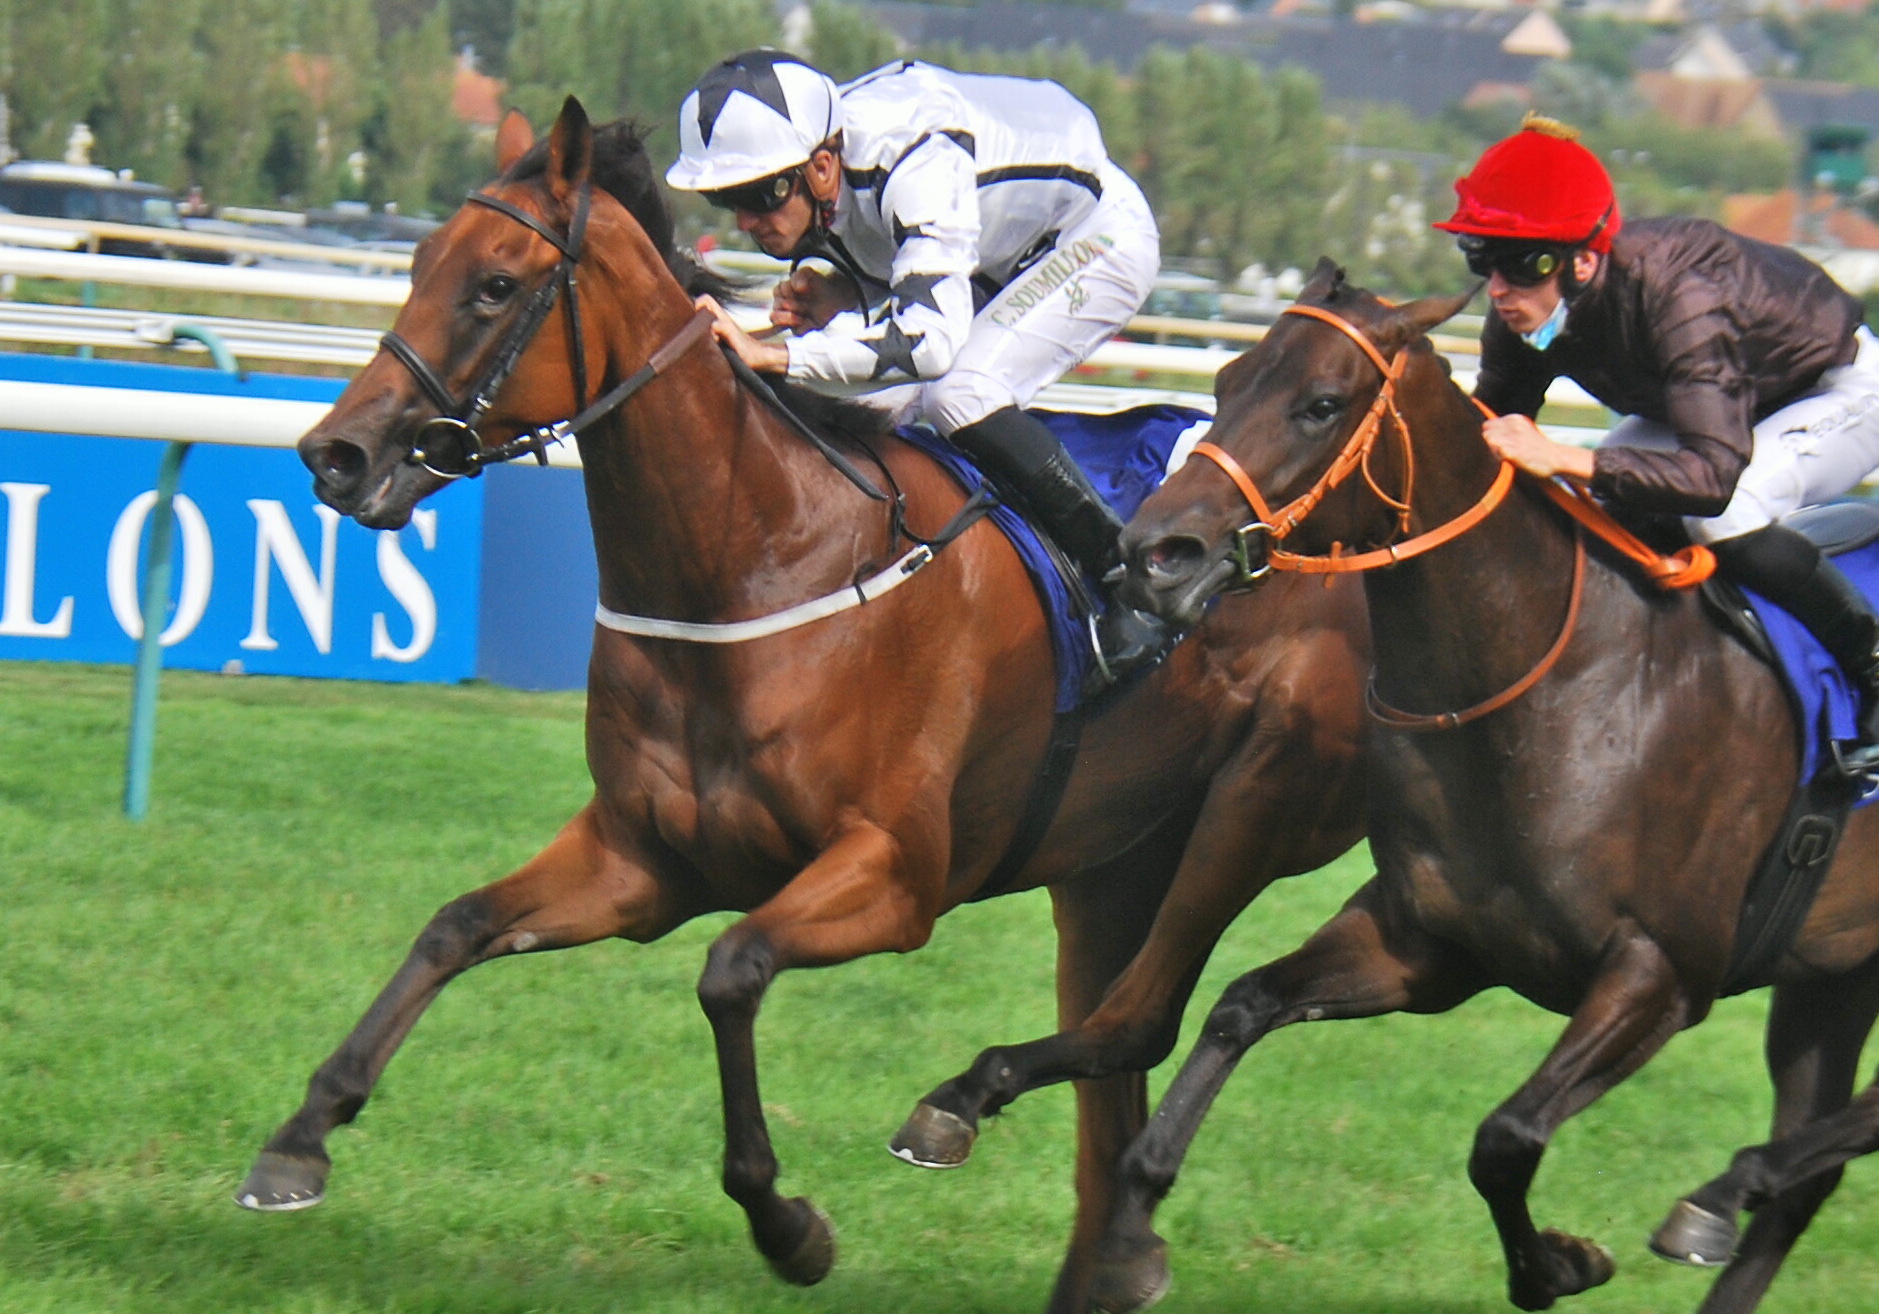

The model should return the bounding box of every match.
[124,438,190,819]
[123,323,241,819]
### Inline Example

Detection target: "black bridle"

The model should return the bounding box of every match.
[379,177,894,506]
[380,184,600,479]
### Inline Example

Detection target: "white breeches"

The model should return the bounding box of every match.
[915,162,1161,435]
[1602,326,1879,543]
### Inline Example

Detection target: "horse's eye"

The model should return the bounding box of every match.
[1301,395,1343,424]
[476,275,519,307]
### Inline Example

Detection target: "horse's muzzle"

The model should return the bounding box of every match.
[1119,528,1239,631]
[298,428,430,529]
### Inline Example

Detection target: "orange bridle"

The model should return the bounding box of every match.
[1184,301,1715,730]
[1189,302,1516,580]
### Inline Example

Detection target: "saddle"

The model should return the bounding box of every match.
[895,405,1212,714]
[894,403,1210,901]
[1698,500,1879,995]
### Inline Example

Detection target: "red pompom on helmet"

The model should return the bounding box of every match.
[1434,115,1621,253]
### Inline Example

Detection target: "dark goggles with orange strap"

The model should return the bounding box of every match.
[702,170,801,215]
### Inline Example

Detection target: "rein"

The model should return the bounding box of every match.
[1194,301,1712,730]
[382,177,995,645]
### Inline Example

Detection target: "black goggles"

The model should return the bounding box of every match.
[702,170,801,215]
[1459,237,1569,288]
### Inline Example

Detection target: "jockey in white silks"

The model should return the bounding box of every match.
[669,50,1173,687]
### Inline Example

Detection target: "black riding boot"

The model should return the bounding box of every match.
[1712,524,1879,749]
[948,406,1174,691]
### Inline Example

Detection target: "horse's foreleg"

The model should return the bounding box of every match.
[1648,965,1879,1314]
[896,705,1362,1172]
[696,820,937,1287]
[1091,882,1478,1314]
[1038,826,1188,1314]
[894,819,1189,1173]
[237,802,686,1212]
[1468,931,1689,1312]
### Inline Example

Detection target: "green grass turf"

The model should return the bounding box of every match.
[2,659,1875,1313]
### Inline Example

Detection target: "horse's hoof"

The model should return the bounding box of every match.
[888,1102,977,1169]
[1510,1230,1615,1310]
[1648,1199,1737,1268]
[1090,1234,1171,1313]
[233,1149,329,1212]
[765,1197,836,1287]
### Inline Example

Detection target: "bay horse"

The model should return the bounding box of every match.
[236,99,1370,1309]
[1094,259,1879,1314]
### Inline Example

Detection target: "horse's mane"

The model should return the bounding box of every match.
[766,380,899,443]
[500,120,738,303]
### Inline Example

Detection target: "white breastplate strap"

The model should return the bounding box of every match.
[594,544,935,643]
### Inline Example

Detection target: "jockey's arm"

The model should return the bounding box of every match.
[1476,314,1587,477]
[1586,299,1753,517]
[782,135,981,386]
[770,266,858,333]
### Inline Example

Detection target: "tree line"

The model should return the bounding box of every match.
[0,0,1806,295]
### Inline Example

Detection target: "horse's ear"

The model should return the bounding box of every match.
[496,110,535,172]
[1380,283,1481,350]
[1297,256,1346,305]
[547,96,593,194]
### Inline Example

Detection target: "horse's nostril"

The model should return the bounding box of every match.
[310,439,368,488]
[1143,535,1206,578]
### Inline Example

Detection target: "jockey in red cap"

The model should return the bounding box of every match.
[1440,115,1879,767]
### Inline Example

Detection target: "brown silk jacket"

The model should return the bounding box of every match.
[1473,215,1863,518]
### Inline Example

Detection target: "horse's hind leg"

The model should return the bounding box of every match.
[236,802,690,1211]
[1648,963,1879,1314]
[1468,931,1690,1312]
[1092,882,1481,1314]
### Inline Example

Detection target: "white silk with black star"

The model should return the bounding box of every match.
[785,61,1113,388]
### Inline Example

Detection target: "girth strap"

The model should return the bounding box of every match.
[969,711,1085,902]
[1718,758,1858,996]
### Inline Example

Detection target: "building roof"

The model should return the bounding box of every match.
[453,50,506,129]
[1724,188,1879,249]
[860,3,1558,115]
[1763,79,1879,137]
[1632,22,1794,79]
[864,3,1177,70]
[1222,11,1555,117]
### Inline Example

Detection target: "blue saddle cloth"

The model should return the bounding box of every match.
[894,405,1211,712]
[1741,537,1879,794]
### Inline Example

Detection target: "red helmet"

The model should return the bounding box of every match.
[1434,116,1621,253]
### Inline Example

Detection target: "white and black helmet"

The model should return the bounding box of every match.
[666,50,843,193]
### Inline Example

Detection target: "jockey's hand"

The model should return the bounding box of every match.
[1481,413,1596,480]
[770,267,854,334]
[695,294,788,374]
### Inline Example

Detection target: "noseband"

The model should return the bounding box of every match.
[1189,303,1515,582]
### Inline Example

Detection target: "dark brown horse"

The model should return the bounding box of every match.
[1095,260,1879,1314]
[235,100,1369,1308]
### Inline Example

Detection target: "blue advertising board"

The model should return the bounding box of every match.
[0,353,594,688]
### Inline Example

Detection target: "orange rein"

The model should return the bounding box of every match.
[1188,301,1716,730]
